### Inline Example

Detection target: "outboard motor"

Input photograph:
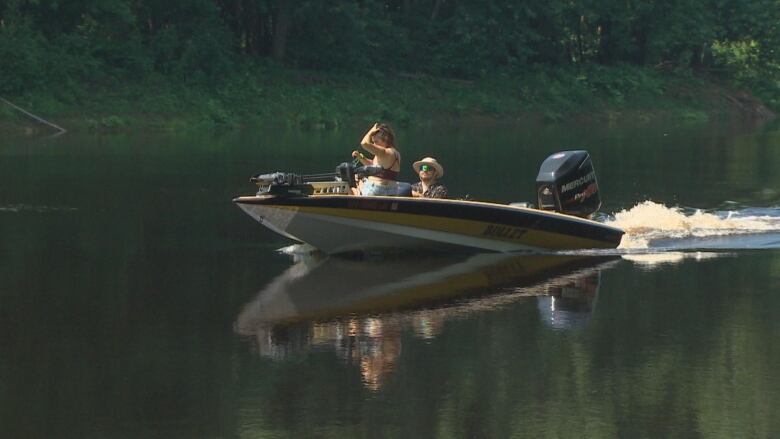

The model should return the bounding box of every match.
[535,150,601,218]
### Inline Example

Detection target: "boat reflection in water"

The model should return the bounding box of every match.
[235,251,619,390]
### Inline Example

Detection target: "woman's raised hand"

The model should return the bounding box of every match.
[365,123,380,138]
[361,124,376,146]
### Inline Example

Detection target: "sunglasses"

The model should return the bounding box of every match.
[420,165,432,172]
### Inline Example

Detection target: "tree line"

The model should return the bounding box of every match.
[1,0,778,96]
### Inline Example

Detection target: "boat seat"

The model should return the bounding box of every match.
[397,182,412,196]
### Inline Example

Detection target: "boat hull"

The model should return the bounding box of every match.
[234,195,624,254]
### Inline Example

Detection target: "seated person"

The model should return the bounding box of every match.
[351,123,403,196]
[411,157,447,198]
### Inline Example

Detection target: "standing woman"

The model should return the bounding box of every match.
[352,123,402,195]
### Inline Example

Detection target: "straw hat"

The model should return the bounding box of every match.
[412,157,444,178]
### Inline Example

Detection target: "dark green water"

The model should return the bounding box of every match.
[2,119,780,438]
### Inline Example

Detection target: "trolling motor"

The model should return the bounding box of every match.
[251,171,314,196]
[336,162,384,187]
[535,150,602,218]
[250,172,302,186]
[336,162,357,187]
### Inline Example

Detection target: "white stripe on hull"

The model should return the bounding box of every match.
[240,204,539,253]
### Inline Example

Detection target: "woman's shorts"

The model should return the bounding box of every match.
[360,180,411,196]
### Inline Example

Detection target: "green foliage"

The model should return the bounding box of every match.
[85,114,127,130]
[144,0,236,81]
[202,98,235,125]
[0,0,777,117]
[712,40,762,82]
[0,24,49,93]
[710,36,780,111]
[286,1,388,71]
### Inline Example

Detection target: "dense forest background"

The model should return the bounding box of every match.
[1,0,779,127]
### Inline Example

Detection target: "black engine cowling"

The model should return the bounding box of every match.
[535,150,601,218]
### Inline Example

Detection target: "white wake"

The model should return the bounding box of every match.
[605,201,780,249]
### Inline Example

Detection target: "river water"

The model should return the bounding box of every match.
[1,119,780,438]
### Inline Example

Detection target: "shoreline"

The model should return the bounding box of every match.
[1,67,775,136]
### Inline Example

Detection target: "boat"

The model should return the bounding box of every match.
[233,150,625,254]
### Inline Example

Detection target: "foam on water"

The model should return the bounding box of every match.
[606,201,780,249]
[620,251,724,268]
[0,204,77,213]
[277,243,321,256]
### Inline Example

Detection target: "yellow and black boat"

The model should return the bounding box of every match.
[233,150,624,254]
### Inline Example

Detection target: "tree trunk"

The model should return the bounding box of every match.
[690,43,710,70]
[596,19,612,64]
[272,0,292,61]
[431,0,443,21]
[632,26,648,65]
[245,0,261,56]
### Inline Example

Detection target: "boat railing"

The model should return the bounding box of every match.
[310,181,350,195]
